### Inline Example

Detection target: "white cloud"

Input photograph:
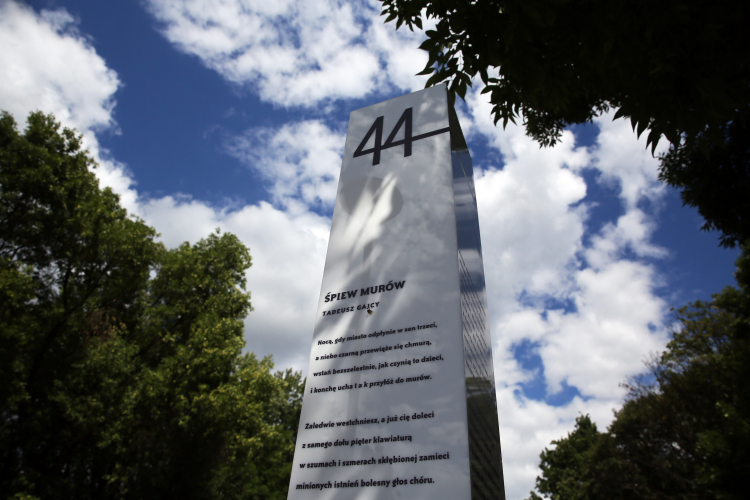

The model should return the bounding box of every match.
[463,86,670,499]
[586,113,670,263]
[0,0,136,213]
[0,0,119,133]
[539,260,666,397]
[469,115,667,401]
[592,113,667,209]
[466,88,591,309]
[225,120,344,209]
[142,0,428,106]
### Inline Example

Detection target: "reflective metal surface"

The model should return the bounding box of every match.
[450,105,506,500]
[290,87,476,500]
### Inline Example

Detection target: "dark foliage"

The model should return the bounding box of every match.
[0,111,303,500]
[526,247,750,500]
[659,116,750,248]
[379,0,749,150]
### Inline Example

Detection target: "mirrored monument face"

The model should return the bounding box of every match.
[287,86,504,500]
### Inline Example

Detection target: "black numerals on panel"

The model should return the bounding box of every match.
[354,116,385,165]
[353,108,450,166]
[354,108,411,166]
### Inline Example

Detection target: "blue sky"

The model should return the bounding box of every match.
[1,1,740,498]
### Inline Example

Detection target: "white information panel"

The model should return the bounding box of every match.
[288,86,472,500]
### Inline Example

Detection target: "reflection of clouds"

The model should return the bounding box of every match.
[428,419,471,449]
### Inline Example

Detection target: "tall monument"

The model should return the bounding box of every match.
[287,85,505,500]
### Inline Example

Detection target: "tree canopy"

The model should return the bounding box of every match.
[525,247,750,500]
[380,0,748,148]
[659,116,750,248]
[380,0,750,247]
[0,111,302,500]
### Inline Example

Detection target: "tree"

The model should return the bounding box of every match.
[0,111,302,500]
[379,0,750,246]
[526,247,750,500]
[380,0,748,149]
[527,415,599,500]
[658,117,750,248]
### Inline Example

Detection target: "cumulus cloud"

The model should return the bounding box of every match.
[462,85,670,499]
[142,0,429,106]
[470,116,667,397]
[225,120,344,210]
[0,0,119,132]
[592,113,667,210]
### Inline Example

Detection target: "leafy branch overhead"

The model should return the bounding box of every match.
[380,0,750,247]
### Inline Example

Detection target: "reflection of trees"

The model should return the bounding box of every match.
[465,376,506,500]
